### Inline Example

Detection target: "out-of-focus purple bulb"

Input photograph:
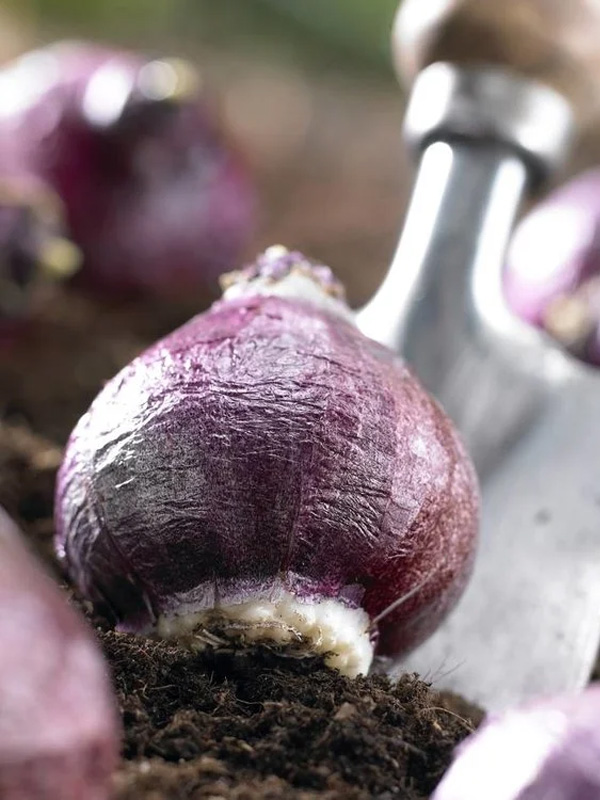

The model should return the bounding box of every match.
[0,42,255,298]
[55,247,479,679]
[0,180,79,340]
[0,506,120,800]
[433,686,600,800]
[505,169,600,365]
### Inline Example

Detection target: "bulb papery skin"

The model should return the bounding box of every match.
[55,252,478,667]
[433,687,600,800]
[0,507,119,800]
[0,41,254,296]
[505,169,600,364]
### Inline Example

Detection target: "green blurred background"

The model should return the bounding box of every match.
[2,0,404,73]
[0,0,409,305]
[5,0,399,72]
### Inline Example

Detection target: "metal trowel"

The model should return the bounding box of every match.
[357,0,600,711]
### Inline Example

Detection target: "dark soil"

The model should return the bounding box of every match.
[106,634,479,800]
[0,65,481,800]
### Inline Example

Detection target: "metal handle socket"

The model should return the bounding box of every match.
[404,63,574,187]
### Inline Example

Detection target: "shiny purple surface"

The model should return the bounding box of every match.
[0,507,119,800]
[433,686,600,800]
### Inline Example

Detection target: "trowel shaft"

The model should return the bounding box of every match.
[357,65,572,463]
[358,139,526,404]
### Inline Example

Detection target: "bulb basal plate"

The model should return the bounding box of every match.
[155,591,373,678]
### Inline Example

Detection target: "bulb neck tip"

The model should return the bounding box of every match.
[221,245,347,300]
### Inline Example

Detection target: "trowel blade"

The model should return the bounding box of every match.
[399,370,600,711]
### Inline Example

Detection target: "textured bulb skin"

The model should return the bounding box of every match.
[0,507,119,800]
[56,291,478,660]
[0,42,254,296]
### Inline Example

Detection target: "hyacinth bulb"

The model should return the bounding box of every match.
[55,247,479,678]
